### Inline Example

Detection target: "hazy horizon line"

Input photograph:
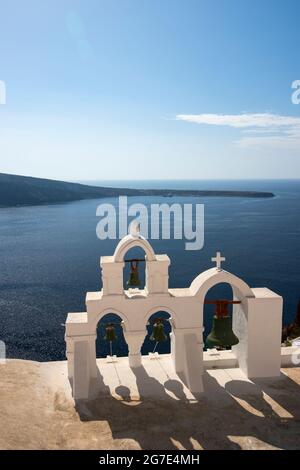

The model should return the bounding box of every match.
[1,171,300,183]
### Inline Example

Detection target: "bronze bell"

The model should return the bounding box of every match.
[104,323,117,342]
[205,300,240,350]
[127,260,141,288]
[150,318,168,343]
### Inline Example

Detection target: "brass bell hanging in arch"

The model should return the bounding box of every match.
[150,318,168,343]
[104,323,117,342]
[205,300,240,350]
[127,260,141,288]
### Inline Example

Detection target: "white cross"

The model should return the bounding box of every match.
[211,251,225,270]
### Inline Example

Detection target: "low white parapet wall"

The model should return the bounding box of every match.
[280,345,300,368]
[203,349,238,369]
[202,346,300,370]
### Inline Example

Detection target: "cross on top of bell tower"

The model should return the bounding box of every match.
[211,251,225,271]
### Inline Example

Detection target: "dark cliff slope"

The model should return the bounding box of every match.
[0,173,274,207]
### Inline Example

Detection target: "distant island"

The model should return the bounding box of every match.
[0,173,275,207]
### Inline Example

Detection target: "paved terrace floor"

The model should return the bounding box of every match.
[1,356,300,450]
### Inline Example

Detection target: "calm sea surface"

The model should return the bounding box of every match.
[0,179,299,361]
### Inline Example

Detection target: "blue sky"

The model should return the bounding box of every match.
[0,0,300,180]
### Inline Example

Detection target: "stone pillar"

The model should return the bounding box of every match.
[72,337,92,400]
[171,326,204,394]
[65,336,74,381]
[100,257,124,295]
[123,328,146,368]
[88,335,98,379]
[233,289,283,378]
[145,255,170,295]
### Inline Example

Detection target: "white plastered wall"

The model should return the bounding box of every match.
[65,235,283,400]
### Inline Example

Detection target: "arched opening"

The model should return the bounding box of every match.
[113,234,156,263]
[123,246,147,290]
[96,313,128,358]
[141,310,172,355]
[203,282,241,351]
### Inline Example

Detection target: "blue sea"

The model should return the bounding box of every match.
[0,179,299,361]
